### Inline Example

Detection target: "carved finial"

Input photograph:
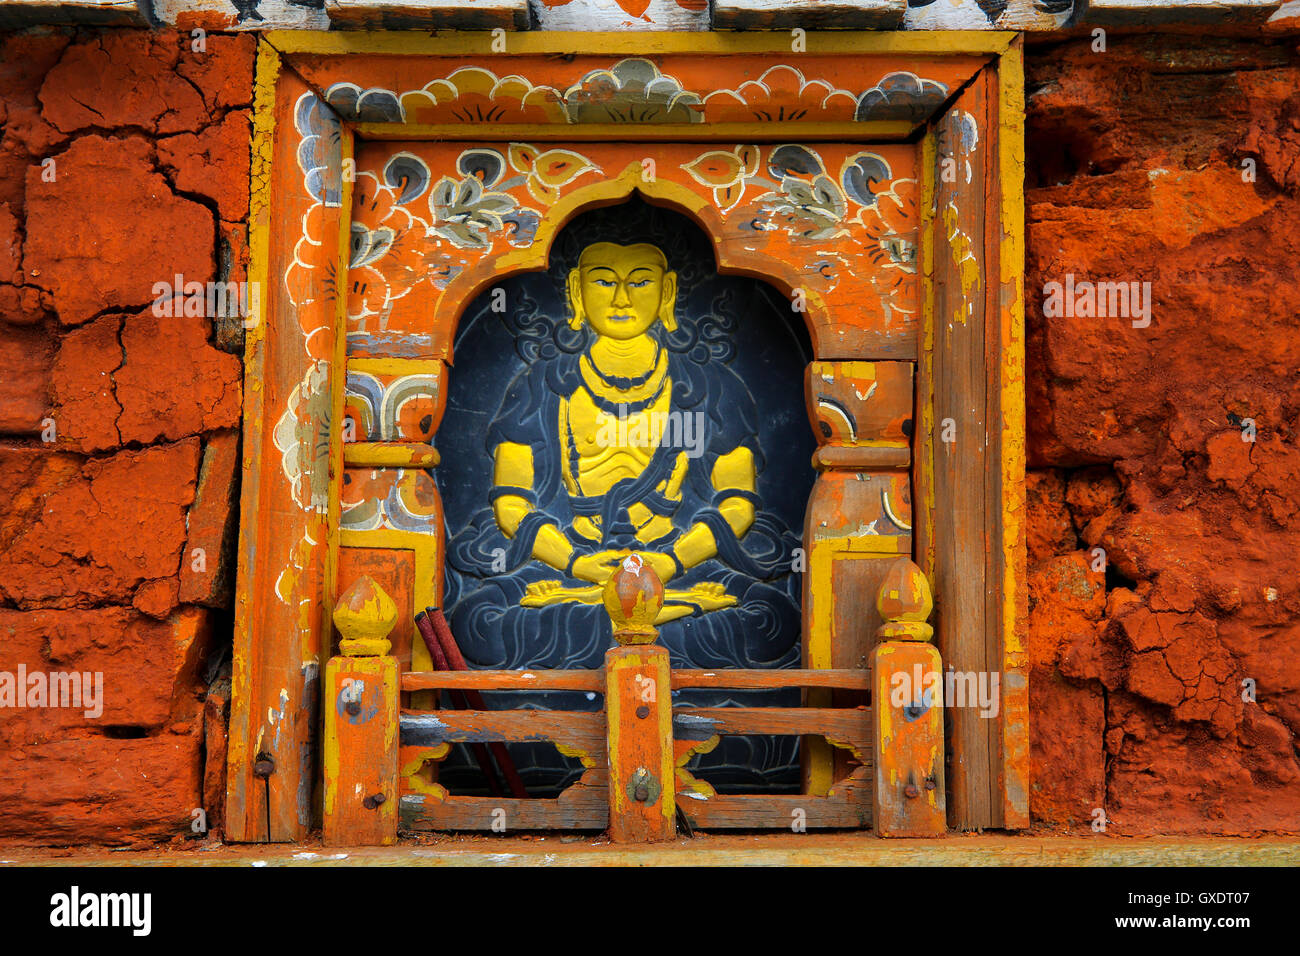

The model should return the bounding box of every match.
[333,575,398,657]
[875,558,934,642]
[602,553,664,646]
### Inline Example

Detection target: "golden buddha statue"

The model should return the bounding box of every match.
[490,241,758,623]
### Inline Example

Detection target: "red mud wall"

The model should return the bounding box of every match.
[1024,36,1300,834]
[0,29,1295,845]
[0,29,253,845]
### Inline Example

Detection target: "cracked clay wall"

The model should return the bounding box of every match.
[1024,36,1300,835]
[0,29,252,846]
[0,28,1296,844]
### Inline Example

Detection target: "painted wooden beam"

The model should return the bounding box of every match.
[0,0,144,25]
[530,0,709,31]
[12,836,1300,867]
[327,0,529,29]
[146,0,329,30]
[713,0,906,30]
[1078,0,1283,24]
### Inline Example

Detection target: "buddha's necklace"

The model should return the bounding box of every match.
[585,343,663,391]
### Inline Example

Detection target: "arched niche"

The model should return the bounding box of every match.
[434,196,816,795]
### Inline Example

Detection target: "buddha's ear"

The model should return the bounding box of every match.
[565,268,585,330]
[658,271,679,332]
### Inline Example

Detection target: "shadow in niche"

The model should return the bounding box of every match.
[433,196,815,797]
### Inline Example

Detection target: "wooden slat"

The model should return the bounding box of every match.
[713,0,905,31]
[676,770,872,829]
[402,668,874,693]
[400,770,609,831]
[399,710,607,763]
[670,669,871,691]
[401,669,603,692]
[932,73,994,831]
[672,707,871,762]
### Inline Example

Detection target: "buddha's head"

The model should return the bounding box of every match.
[566,241,678,339]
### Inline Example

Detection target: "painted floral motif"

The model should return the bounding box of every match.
[761,144,850,241]
[684,143,918,320]
[341,468,442,533]
[538,0,706,18]
[296,93,343,207]
[399,68,567,126]
[682,144,760,212]
[319,60,951,130]
[344,371,442,443]
[702,65,859,123]
[349,162,430,321]
[704,67,949,126]
[507,144,601,204]
[854,72,950,123]
[274,361,331,513]
[324,82,405,123]
[563,58,702,124]
[427,145,600,249]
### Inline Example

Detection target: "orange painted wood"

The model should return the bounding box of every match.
[871,641,945,837]
[399,709,607,761]
[323,655,399,846]
[401,770,610,832]
[931,74,994,831]
[678,769,872,829]
[605,646,675,842]
[345,139,920,363]
[673,707,871,760]
[671,669,871,690]
[399,668,874,692]
[228,62,348,842]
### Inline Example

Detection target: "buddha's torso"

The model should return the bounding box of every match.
[560,349,688,544]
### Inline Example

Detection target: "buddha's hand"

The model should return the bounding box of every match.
[570,550,678,584]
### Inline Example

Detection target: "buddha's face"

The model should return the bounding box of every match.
[567,242,677,340]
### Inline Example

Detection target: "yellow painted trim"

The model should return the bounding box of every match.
[268,30,1015,57]
[325,125,356,670]
[356,121,917,143]
[343,442,440,468]
[347,357,445,377]
[226,38,281,843]
[995,38,1029,829]
[918,128,937,583]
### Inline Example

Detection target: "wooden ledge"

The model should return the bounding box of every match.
[5,835,1298,867]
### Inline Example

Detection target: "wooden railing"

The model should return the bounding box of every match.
[322,556,945,844]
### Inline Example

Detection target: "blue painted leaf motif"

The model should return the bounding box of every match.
[855,72,949,123]
[349,224,395,269]
[294,93,342,206]
[842,152,893,208]
[383,152,431,205]
[457,148,506,188]
[767,143,824,180]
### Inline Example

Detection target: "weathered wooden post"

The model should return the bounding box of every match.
[603,554,676,843]
[324,574,400,846]
[871,557,947,837]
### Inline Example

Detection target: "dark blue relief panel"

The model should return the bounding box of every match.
[435,198,814,795]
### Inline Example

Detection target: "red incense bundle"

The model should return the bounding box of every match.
[426,606,529,800]
[414,610,507,799]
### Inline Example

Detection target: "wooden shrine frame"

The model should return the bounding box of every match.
[227,30,1028,842]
